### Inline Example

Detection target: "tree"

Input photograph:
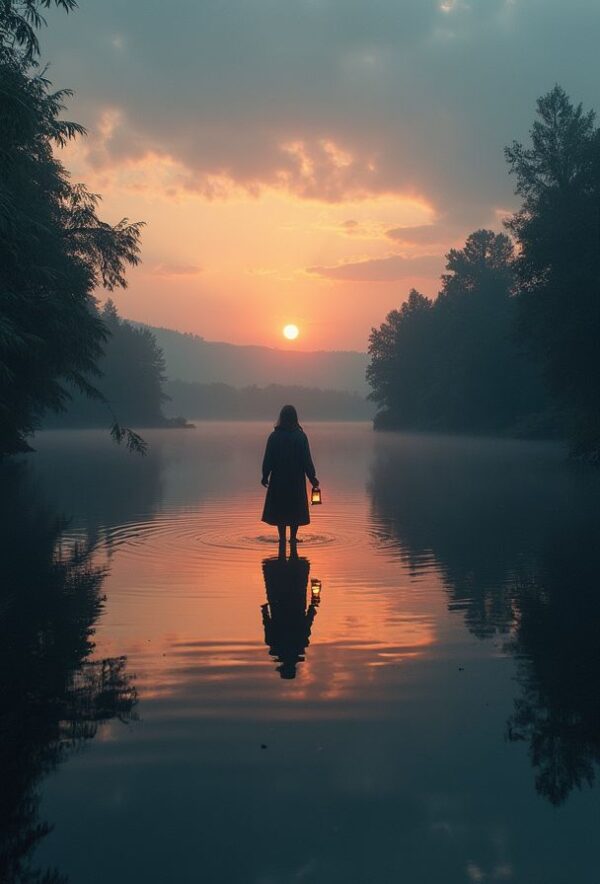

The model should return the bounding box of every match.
[0,1,144,456]
[367,289,435,429]
[44,301,171,428]
[98,302,169,425]
[434,230,540,430]
[367,231,546,432]
[505,86,600,461]
[0,2,78,61]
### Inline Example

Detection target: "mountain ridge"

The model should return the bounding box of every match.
[136,323,370,395]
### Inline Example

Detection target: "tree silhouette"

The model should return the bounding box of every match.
[367,231,547,433]
[506,86,600,461]
[0,1,143,456]
[45,301,172,429]
[0,466,138,882]
[0,2,78,61]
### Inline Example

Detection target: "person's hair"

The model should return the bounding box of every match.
[275,404,301,431]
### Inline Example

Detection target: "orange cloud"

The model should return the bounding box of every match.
[64,106,438,208]
[386,224,455,246]
[308,253,443,282]
[59,118,443,349]
[151,263,203,277]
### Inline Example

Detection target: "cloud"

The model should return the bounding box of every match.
[43,0,600,223]
[308,254,443,282]
[151,263,203,277]
[385,224,457,246]
[273,138,385,201]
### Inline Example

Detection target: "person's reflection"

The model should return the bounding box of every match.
[261,549,321,679]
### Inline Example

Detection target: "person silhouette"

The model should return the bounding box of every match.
[260,550,319,680]
[261,405,319,548]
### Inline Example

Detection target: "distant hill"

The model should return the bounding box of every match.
[165,381,375,421]
[138,324,370,395]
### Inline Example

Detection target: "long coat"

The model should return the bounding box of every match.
[261,427,317,526]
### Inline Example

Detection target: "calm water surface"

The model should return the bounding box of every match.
[1,423,599,883]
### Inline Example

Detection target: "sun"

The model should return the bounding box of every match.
[283,324,299,341]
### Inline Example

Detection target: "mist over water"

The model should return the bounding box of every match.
[2,424,599,883]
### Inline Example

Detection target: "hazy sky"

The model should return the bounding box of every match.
[43,0,600,350]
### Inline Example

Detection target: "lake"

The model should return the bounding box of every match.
[1,423,599,884]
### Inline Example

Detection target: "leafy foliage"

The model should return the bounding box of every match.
[505,86,600,460]
[367,230,548,434]
[0,0,143,456]
[0,1,78,61]
[109,421,149,456]
[44,301,169,440]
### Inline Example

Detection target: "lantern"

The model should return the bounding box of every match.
[311,486,322,505]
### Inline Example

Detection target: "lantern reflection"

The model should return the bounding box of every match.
[311,578,322,605]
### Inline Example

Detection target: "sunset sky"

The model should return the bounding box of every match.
[44,0,600,351]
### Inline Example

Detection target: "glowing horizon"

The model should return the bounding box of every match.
[43,0,600,350]
[62,131,448,350]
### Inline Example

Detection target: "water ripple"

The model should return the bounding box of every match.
[97,502,385,571]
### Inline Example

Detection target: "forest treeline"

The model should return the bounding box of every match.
[44,301,181,429]
[368,87,600,460]
[165,380,373,422]
[368,231,554,437]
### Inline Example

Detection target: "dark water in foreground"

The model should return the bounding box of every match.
[1,423,599,884]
